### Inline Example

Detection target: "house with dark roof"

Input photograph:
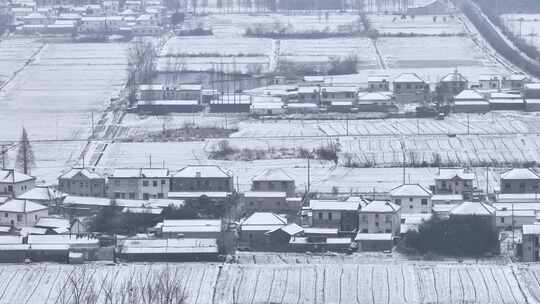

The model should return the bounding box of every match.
[170,165,233,192]
[251,168,295,195]
[58,168,106,197]
[0,169,35,197]
[500,168,540,194]
[389,184,432,214]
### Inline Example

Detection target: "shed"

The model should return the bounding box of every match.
[210,95,251,113]
[355,233,393,251]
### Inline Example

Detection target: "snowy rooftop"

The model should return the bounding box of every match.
[440,72,467,83]
[367,75,389,82]
[500,168,539,180]
[265,223,303,236]
[289,237,351,245]
[358,92,391,101]
[449,202,495,216]
[524,83,540,90]
[0,169,34,183]
[303,227,338,235]
[251,102,284,110]
[360,201,400,213]
[435,168,475,180]
[355,233,393,241]
[495,193,540,203]
[432,204,458,213]
[17,186,65,201]
[453,90,485,101]
[523,224,540,235]
[27,235,99,246]
[168,192,231,199]
[112,168,169,178]
[0,199,47,213]
[286,103,319,108]
[495,209,535,217]
[173,165,231,178]
[389,184,431,197]
[393,73,425,83]
[122,238,218,254]
[163,219,222,227]
[244,191,286,198]
[240,212,287,231]
[138,100,199,106]
[321,86,358,93]
[431,194,463,201]
[0,236,23,244]
[488,99,524,104]
[309,200,360,211]
[490,92,522,99]
[252,168,293,182]
[63,196,110,206]
[35,217,70,229]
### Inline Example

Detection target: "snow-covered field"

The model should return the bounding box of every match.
[0,262,535,304]
[501,14,540,49]
[370,14,466,35]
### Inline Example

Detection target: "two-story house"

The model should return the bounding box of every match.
[0,199,48,229]
[0,169,35,197]
[392,73,429,103]
[251,168,295,196]
[358,200,401,236]
[367,75,390,92]
[170,165,233,192]
[305,199,361,233]
[434,168,475,200]
[58,168,106,197]
[389,184,432,214]
[108,168,169,200]
[500,168,540,194]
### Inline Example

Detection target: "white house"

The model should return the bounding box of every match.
[389,184,432,214]
[358,200,401,236]
[0,169,35,197]
[0,199,48,229]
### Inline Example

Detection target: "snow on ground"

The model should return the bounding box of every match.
[0,262,534,304]
[370,14,466,35]
[0,38,44,84]
[501,14,540,50]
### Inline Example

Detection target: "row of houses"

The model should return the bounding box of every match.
[452,84,540,113]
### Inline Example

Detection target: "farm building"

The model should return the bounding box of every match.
[210,94,251,113]
[354,233,393,252]
[502,73,530,91]
[286,103,319,114]
[389,184,432,214]
[239,212,287,250]
[137,100,203,113]
[159,219,222,239]
[0,199,48,229]
[320,86,358,106]
[367,75,390,92]
[478,74,501,90]
[488,92,524,111]
[453,90,489,113]
[500,168,540,194]
[357,92,393,112]
[137,84,202,101]
[525,99,540,111]
[242,191,289,214]
[329,101,353,113]
[251,168,296,196]
[392,73,429,103]
[0,169,35,197]
[0,236,28,263]
[170,165,233,192]
[120,238,220,262]
[297,86,321,104]
[58,167,106,197]
[523,83,540,99]
[302,199,361,233]
[448,201,497,231]
[251,102,285,115]
[495,209,535,230]
[28,234,100,262]
[264,223,303,251]
[289,232,352,253]
[358,201,401,236]
[522,224,540,262]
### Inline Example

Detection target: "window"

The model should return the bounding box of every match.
[143,181,149,187]
[318,212,323,220]
[3,213,7,218]
[35,215,38,221]
[421,199,428,205]
[520,183,526,189]
[152,181,158,187]
[505,183,511,189]
[143,193,149,200]
[361,215,368,222]
[375,214,379,218]
[161,179,166,185]
[128,192,135,199]
[409,205,414,209]
[385,215,392,223]
[501,217,505,223]
[375,222,379,227]
[409,198,413,202]
[16,214,22,222]
[328,213,332,221]
[395,199,401,205]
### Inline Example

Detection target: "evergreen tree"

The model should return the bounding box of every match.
[15,128,35,175]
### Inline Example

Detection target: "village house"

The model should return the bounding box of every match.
[523,83,540,111]
[320,86,358,106]
[120,238,220,262]
[356,92,394,112]
[367,75,390,92]
[251,168,295,196]
[453,90,489,113]
[34,216,71,234]
[433,168,476,200]
[158,219,222,239]
[495,209,535,230]
[108,168,169,200]
[502,73,530,91]
[170,165,233,192]
[22,12,48,25]
[209,94,252,113]
[0,199,48,229]
[264,223,303,251]
[58,167,106,197]
[0,236,29,263]
[138,84,202,101]
[358,200,401,236]
[437,70,468,102]
[289,227,352,253]
[488,92,525,111]
[303,199,361,233]
[297,86,321,104]
[27,234,100,262]
[132,14,161,36]
[389,184,432,214]
[239,212,288,250]
[500,168,540,194]
[448,201,496,231]
[392,73,429,103]
[242,191,291,214]
[0,169,35,197]
[521,224,540,262]
[478,74,501,90]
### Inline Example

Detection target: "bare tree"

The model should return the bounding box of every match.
[16,128,35,175]
[127,40,159,102]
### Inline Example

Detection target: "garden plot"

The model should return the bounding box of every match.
[377,36,490,68]
[159,36,273,73]
[369,14,466,36]
[501,14,540,50]
[278,38,379,69]
[0,263,530,304]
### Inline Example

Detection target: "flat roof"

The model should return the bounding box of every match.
[244,191,286,198]
[355,233,393,241]
[168,192,231,198]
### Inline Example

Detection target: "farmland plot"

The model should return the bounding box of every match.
[369,15,466,36]
[0,38,44,84]
[501,14,540,50]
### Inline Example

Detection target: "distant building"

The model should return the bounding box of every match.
[392,73,429,103]
[453,90,489,113]
[434,168,475,199]
[488,92,524,111]
[251,168,295,196]
[297,86,320,104]
[358,200,401,236]
[108,168,169,200]
[138,84,202,102]
[303,199,361,233]
[320,86,357,107]
[521,224,540,262]
[17,186,66,207]
[159,219,222,239]
[58,168,106,197]
[242,191,291,214]
[438,70,468,102]
[502,74,530,91]
[170,165,233,192]
[0,199,48,229]
[389,184,432,214]
[495,209,535,230]
[356,92,394,112]
[367,75,390,92]
[523,83,540,111]
[448,201,496,231]
[478,74,501,91]
[0,169,35,197]
[238,212,287,250]
[264,223,303,251]
[431,194,463,205]
[120,238,220,262]
[209,94,251,113]
[136,100,203,114]
[500,168,540,194]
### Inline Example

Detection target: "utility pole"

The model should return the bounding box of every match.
[91,112,95,138]
[307,157,311,193]
[149,154,152,168]
[467,114,470,135]
[1,145,5,169]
